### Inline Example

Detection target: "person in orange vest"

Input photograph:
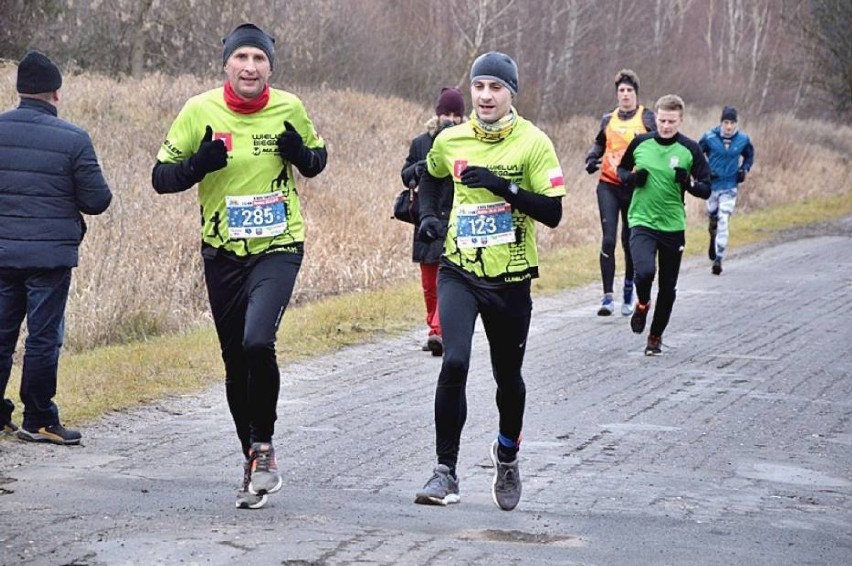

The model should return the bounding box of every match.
[585,69,655,317]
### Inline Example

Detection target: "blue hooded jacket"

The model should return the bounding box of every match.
[698,125,755,192]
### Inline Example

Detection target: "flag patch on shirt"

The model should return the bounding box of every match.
[453,160,469,179]
[214,132,233,152]
[548,167,564,187]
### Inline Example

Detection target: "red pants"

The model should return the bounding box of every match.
[420,263,441,337]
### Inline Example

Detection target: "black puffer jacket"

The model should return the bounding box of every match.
[0,98,112,269]
[400,117,455,264]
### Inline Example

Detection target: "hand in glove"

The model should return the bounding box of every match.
[190,126,228,177]
[418,214,443,243]
[585,157,600,175]
[737,169,746,183]
[673,167,691,187]
[460,166,511,199]
[413,160,426,182]
[277,121,304,163]
[627,168,648,188]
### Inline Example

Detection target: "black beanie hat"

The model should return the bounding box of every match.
[470,51,519,95]
[721,106,738,122]
[17,50,62,94]
[222,23,276,68]
[435,87,465,116]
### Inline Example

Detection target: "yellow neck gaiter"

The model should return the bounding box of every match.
[470,107,516,143]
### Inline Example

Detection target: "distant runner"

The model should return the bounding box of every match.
[585,69,655,316]
[699,106,755,275]
[618,94,711,356]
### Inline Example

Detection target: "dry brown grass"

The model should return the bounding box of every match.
[1,63,850,352]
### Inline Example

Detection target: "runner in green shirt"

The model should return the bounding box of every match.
[152,23,327,510]
[414,51,565,512]
[617,94,710,355]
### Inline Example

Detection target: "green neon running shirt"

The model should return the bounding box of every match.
[426,115,566,283]
[156,87,324,256]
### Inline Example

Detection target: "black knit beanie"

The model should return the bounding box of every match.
[721,106,738,122]
[470,51,519,95]
[17,50,62,94]
[222,23,276,68]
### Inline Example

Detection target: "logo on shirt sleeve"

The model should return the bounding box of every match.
[548,166,564,188]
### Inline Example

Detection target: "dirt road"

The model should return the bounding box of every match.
[1,218,850,565]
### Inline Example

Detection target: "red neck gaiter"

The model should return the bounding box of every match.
[223,81,269,114]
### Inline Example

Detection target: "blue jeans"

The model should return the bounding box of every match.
[0,268,71,429]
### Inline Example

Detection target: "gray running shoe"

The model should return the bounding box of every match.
[248,442,282,495]
[489,440,521,511]
[17,424,81,445]
[415,464,460,506]
[236,460,267,509]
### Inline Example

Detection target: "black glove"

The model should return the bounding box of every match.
[418,214,442,243]
[413,160,426,182]
[585,157,600,175]
[459,166,511,199]
[190,126,228,177]
[674,167,690,187]
[737,169,746,183]
[277,121,304,163]
[627,169,648,188]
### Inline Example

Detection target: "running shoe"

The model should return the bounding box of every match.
[247,442,282,495]
[630,301,650,334]
[17,424,81,445]
[236,460,268,509]
[1,421,18,435]
[712,259,723,275]
[414,464,460,506]
[645,334,662,356]
[597,295,615,316]
[621,283,635,316]
[427,335,443,357]
[489,440,521,511]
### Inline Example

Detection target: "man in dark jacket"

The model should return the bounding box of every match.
[400,87,465,356]
[0,50,112,445]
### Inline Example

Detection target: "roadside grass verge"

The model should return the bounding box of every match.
[4,192,851,426]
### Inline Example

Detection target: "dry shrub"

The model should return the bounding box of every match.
[1,63,849,351]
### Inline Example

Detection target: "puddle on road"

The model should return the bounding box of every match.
[736,462,850,487]
[458,529,584,547]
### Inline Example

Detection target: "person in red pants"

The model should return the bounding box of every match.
[400,87,465,356]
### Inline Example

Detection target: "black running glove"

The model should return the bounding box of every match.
[189,126,228,178]
[277,121,304,163]
[460,166,511,199]
[737,169,746,183]
[418,214,443,243]
[674,167,691,188]
[585,157,600,175]
[626,169,648,188]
